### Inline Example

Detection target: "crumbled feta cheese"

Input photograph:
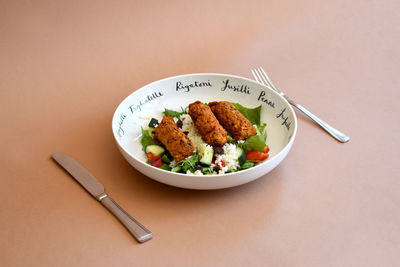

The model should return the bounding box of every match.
[214,143,240,174]
[169,160,177,168]
[179,114,208,149]
[194,170,203,175]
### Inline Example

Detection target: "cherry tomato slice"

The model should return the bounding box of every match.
[246,150,269,163]
[216,160,226,170]
[147,152,154,159]
[258,152,269,161]
[149,155,162,168]
[263,145,270,154]
[246,150,261,161]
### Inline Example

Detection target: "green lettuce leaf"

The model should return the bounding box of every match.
[163,107,188,118]
[242,133,267,152]
[242,124,267,152]
[171,165,182,172]
[140,127,156,152]
[257,123,267,134]
[232,103,261,125]
[232,103,267,152]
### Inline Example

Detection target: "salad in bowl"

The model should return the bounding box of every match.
[141,101,270,175]
[112,73,296,189]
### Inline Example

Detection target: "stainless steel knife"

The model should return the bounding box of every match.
[51,152,152,243]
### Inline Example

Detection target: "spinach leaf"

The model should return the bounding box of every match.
[239,160,255,170]
[180,153,199,173]
[202,167,214,175]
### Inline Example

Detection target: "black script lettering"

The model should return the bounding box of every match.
[276,108,291,130]
[221,80,251,94]
[176,80,212,92]
[117,114,127,137]
[128,91,164,114]
[258,91,275,108]
[176,81,189,92]
[146,91,163,102]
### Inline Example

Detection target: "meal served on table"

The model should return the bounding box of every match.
[140,101,270,175]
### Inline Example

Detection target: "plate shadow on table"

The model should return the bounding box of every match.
[112,147,285,229]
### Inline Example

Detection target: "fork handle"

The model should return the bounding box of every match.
[288,100,350,143]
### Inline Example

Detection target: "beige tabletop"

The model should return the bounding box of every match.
[1,0,399,266]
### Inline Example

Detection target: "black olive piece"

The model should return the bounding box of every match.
[176,119,183,128]
[213,146,224,155]
[195,165,203,171]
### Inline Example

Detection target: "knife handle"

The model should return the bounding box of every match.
[99,194,152,243]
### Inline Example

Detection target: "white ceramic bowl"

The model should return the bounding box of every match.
[112,73,297,190]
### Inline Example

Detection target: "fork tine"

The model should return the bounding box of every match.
[256,67,271,87]
[252,67,275,91]
[259,67,277,91]
[251,69,261,84]
[253,69,266,86]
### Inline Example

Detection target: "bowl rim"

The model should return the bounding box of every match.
[112,72,297,178]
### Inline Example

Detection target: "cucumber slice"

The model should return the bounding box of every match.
[160,163,170,170]
[236,147,246,166]
[146,145,165,156]
[198,144,214,165]
[161,154,170,163]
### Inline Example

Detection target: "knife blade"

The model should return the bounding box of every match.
[51,152,152,243]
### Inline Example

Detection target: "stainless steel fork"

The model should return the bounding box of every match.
[251,67,350,143]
